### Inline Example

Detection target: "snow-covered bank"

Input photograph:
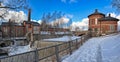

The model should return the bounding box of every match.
[8,45,32,56]
[43,36,80,42]
[62,33,120,62]
[8,36,80,56]
[101,34,120,62]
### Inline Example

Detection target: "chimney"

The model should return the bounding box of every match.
[108,13,111,17]
[95,9,98,13]
[28,9,31,22]
[9,19,11,22]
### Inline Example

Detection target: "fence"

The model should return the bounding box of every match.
[0,34,91,62]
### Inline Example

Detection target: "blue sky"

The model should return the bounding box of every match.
[28,0,116,22]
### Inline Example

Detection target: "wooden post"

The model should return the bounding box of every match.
[34,49,39,62]
[81,36,83,45]
[75,39,78,49]
[69,41,72,55]
[55,46,60,62]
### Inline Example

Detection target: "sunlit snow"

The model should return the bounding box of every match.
[62,33,120,62]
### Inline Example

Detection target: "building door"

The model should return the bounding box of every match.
[102,26,106,34]
[94,28,98,36]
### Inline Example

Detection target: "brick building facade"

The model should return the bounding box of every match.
[88,9,119,36]
[1,20,25,38]
[0,20,40,38]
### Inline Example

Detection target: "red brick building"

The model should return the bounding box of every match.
[1,20,25,38]
[0,20,40,38]
[88,9,119,36]
[23,21,40,35]
[0,9,40,39]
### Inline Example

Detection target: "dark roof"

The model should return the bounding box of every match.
[31,22,40,26]
[1,22,22,26]
[88,9,105,17]
[24,21,40,26]
[99,14,119,21]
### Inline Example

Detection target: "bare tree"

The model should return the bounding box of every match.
[40,11,72,33]
[0,0,29,20]
[75,27,80,31]
[0,0,29,10]
[112,0,120,11]
[41,11,63,29]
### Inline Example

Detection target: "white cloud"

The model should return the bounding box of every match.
[50,17,70,28]
[71,18,88,31]
[3,11,27,23]
[53,17,69,24]
[107,12,120,19]
[37,20,42,24]
[59,17,70,24]
[0,10,41,24]
[32,19,42,24]
[107,13,116,17]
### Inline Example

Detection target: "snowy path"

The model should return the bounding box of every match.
[62,33,120,62]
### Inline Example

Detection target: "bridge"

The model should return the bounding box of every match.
[72,31,88,36]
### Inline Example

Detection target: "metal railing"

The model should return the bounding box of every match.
[0,34,91,62]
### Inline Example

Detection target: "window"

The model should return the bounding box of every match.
[92,28,94,32]
[90,20,94,25]
[95,18,98,25]
[92,21,94,24]
[90,19,94,25]
[110,25,114,32]
[33,26,39,34]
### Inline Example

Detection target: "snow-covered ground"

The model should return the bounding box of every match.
[43,36,80,42]
[55,32,70,34]
[40,31,71,35]
[8,45,32,56]
[7,36,80,56]
[62,33,120,62]
[40,31,51,35]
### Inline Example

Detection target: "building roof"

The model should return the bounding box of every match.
[24,21,40,26]
[1,22,22,26]
[88,9,105,17]
[99,14,119,21]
